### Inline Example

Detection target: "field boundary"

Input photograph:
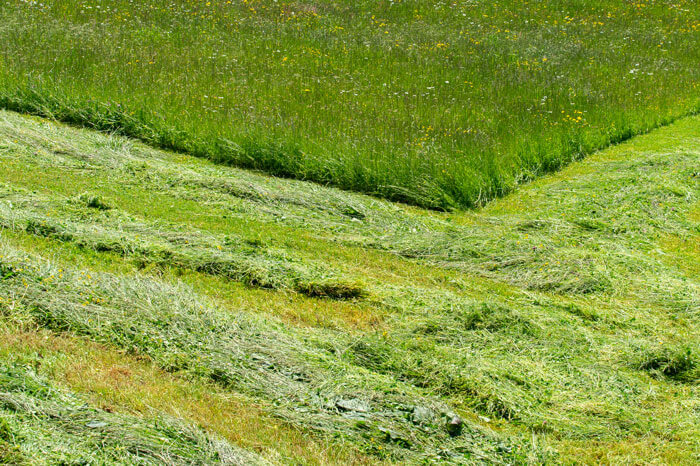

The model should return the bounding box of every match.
[2,88,698,211]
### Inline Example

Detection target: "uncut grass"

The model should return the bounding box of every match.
[1,0,699,208]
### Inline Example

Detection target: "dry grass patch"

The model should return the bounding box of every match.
[0,327,377,465]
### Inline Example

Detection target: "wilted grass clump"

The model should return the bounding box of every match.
[0,419,12,442]
[638,346,699,383]
[0,417,22,465]
[24,218,66,240]
[75,192,112,210]
[294,279,365,300]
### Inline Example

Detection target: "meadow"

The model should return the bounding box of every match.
[1,0,699,463]
[1,0,699,208]
[0,110,698,463]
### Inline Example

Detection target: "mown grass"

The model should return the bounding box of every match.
[0,242,540,463]
[0,325,376,464]
[0,356,259,464]
[1,0,699,208]
[0,183,365,300]
[1,110,699,463]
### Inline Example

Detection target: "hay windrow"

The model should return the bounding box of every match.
[0,184,366,301]
[0,362,264,465]
[0,244,535,463]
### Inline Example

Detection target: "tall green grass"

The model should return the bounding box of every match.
[1,0,698,208]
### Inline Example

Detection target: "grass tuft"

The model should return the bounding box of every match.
[638,346,698,383]
[76,192,113,210]
[294,279,366,300]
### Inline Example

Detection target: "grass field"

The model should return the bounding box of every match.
[0,110,698,463]
[1,0,699,208]
[1,0,699,463]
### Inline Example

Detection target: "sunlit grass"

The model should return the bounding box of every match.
[0,326,375,464]
[0,110,698,463]
[0,0,698,208]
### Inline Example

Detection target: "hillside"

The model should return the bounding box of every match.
[1,0,699,208]
[0,109,698,464]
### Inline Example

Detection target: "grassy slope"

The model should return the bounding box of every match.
[0,0,699,208]
[0,109,698,464]
[0,327,370,465]
[0,344,264,464]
